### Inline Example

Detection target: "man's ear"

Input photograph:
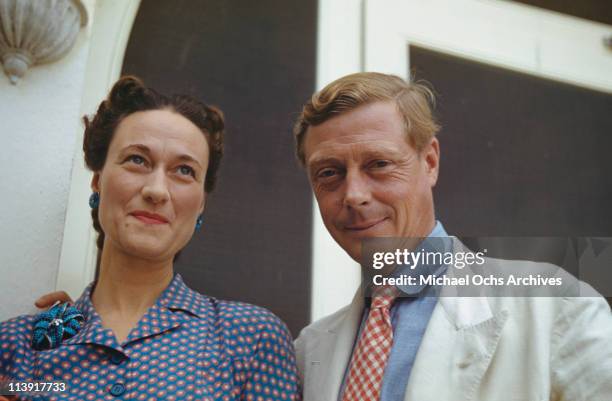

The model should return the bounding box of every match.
[423,137,440,187]
[91,173,100,193]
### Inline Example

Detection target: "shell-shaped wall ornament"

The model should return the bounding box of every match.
[0,0,87,84]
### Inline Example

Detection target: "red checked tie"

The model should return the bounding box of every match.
[341,287,396,401]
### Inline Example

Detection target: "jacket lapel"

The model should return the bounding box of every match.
[405,237,509,400]
[310,291,508,401]
[403,295,508,401]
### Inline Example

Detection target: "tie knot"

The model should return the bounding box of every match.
[371,285,397,309]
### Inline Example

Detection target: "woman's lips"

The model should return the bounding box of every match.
[130,211,169,225]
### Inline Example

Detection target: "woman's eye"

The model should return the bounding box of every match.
[127,155,146,165]
[178,165,195,177]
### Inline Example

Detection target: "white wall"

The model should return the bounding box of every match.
[311,0,363,322]
[0,11,93,321]
[0,0,140,321]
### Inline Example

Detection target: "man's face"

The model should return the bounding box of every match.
[303,101,440,261]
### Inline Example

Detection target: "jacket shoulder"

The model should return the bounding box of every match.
[297,303,351,339]
[294,303,352,368]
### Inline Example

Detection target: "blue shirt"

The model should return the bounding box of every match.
[0,274,300,401]
[341,222,450,401]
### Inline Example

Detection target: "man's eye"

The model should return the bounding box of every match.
[178,165,195,177]
[317,168,337,179]
[371,160,390,168]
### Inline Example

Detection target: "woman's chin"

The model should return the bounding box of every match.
[117,237,176,262]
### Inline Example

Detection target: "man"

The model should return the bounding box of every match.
[292,72,612,401]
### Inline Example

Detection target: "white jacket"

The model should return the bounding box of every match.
[295,261,612,401]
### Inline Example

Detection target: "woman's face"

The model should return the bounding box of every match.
[93,109,209,262]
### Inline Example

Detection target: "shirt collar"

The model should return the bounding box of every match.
[73,282,95,323]
[429,220,448,238]
[73,273,207,319]
[158,273,209,318]
[66,273,210,348]
[393,220,452,296]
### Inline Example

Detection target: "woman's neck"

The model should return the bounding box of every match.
[91,243,174,343]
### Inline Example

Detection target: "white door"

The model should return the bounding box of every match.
[365,0,612,92]
[311,0,612,321]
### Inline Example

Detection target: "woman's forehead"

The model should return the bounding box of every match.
[110,110,209,160]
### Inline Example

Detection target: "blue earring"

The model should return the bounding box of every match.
[195,215,203,231]
[89,192,100,209]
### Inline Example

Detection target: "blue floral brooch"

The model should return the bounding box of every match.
[32,302,84,351]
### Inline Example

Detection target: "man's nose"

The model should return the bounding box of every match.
[343,169,371,208]
[142,169,170,204]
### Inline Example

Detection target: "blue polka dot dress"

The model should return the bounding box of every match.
[0,274,301,400]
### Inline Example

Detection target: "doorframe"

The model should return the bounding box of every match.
[56,0,142,299]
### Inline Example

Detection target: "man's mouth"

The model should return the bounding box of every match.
[344,218,387,232]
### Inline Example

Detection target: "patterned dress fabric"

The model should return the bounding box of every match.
[341,290,395,401]
[0,274,300,401]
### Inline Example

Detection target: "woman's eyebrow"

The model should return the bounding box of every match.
[121,143,151,154]
[176,154,202,168]
[120,144,202,168]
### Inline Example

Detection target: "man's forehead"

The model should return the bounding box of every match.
[306,134,408,166]
[303,101,406,154]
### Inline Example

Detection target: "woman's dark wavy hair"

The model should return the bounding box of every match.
[84,76,224,253]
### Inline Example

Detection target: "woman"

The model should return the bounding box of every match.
[0,77,300,401]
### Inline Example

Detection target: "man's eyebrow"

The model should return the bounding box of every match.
[307,156,343,171]
[308,146,403,166]
[360,147,403,158]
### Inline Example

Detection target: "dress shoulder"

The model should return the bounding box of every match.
[210,299,300,399]
[0,314,36,381]
[212,299,294,359]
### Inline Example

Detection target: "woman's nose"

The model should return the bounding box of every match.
[141,169,170,204]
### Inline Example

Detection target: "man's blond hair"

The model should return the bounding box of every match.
[293,72,440,164]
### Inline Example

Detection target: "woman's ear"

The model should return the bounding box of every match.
[91,173,100,192]
[199,193,207,215]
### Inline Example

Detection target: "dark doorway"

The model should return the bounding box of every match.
[410,46,612,303]
[121,0,317,337]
